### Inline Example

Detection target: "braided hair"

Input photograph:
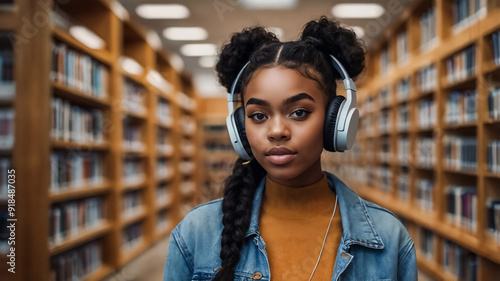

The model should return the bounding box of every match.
[213,16,365,280]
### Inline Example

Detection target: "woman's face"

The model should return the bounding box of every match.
[243,66,326,187]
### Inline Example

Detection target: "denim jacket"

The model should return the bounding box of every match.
[163,172,417,281]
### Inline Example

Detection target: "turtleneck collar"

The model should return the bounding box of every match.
[261,173,336,219]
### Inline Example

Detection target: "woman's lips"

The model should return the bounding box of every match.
[265,147,296,165]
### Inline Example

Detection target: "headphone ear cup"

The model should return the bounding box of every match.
[234,107,252,157]
[323,96,346,152]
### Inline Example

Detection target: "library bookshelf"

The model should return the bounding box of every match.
[0,0,200,280]
[323,0,500,280]
[198,97,238,202]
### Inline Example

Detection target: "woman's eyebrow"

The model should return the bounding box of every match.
[283,93,315,105]
[246,98,269,107]
[245,93,315,107]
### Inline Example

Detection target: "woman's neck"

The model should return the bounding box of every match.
[261,173,336,219]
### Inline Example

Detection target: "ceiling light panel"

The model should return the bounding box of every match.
[180,44,217,57]
[240,0,298,9]
[331,3,385,19]
[163,27,208,41]
[136,4,189,19]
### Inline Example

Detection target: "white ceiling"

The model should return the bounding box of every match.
[117,0,411,97]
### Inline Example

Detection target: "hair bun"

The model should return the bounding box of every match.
[301,16,365,79]
[216,27,280,92]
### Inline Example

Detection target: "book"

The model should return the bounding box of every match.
[420,6,437,52]
[123,190,142,218]
[444,135,477,171]
[489,86,500,119]
[49,197,105,246]
[51,97,104,144]
[446,45,476,84]
[157,97,173,126]
[417,64,436,93]
[493,31,499,65]
[50,240,102,281]
[418,99,436,129]
[0,33,15,100]
[416,138,436,168]
[417,179,434,211]
[397,31,409,64]
[122,118,145,152]
[50,151,103,192]
[0,108,14,149]
[122,78,146,116]
[122,222,143,251]
[51,41,108,98]
[446,185,477,231]
[122,156,144,186]
[487,140,500,174]
[446,90,477,125]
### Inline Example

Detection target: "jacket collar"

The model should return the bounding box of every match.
[246,171,385,250]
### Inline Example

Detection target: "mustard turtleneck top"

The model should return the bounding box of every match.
[259,173,342,281]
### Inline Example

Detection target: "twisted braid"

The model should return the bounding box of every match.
[213,159,265,281]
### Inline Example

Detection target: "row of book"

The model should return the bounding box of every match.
[447,185,477,231]
[417,64,437,93]
[416,138,436,168]
[444,135,477,171]
[446,90,477,125]
[181,115,196,135]
[443,240,478,281]
[157,128,174,156]
[181,138,196,156]
[398,137,410,165]
[49,197,105,245]
[0,108,14,149]
[205,141,234,151]
[398,173,409,201]
[419,228,435,260]
[50,151,103,192]
[420,6,436,52]
[0,210,8,253]
[123,190,142,216]
[123,121,144,152]
[487,140,500,174]
[379,137,390,163]
[0,33,14,100]
[122,78,146,116]
[396,77,410,101]
[397,104,409,132]
[157,159,174,180]
[418,99,436,129]
[396,32,409,64]
[180,160,195,175]
[452,0,486,31]
[446,45,476,84]
[487,199,500,241]
[417,179,434,211]
[378,110,391,134]
[0,157,11,198]
[50,240,102,281]
[51,97,104,144]
[156,183,171,207]
[51,42,108,98]
[156,210,170,232]
[360,115,374,136]
[492,30,500,66]
[181,180,196,196]
[123,157,144,186]
[380,47,391,75]
[489,86,500,120]
[122,222,142,251]
[379,88,391,108]
[377,166,391,193]
[203,124,226,134]
[157,97,173,126]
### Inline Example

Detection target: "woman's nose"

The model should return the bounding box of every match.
[267,116,291,141]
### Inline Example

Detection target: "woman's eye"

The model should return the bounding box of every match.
[248,113,267,121]
[290,110,310,118]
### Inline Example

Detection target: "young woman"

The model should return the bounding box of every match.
[163,17,417,281]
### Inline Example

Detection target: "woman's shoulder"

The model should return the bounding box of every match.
[172,198,224,241]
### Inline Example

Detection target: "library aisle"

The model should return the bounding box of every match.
[1,0,500,280]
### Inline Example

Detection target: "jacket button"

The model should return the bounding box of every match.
[252,272,263,279]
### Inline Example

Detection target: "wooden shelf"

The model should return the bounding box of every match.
[52,81,110,108]
[49,183,110,203]
[442,75,477,91]
[121,208,147,227]
[119,240,148,267]
[51,140,110,150]
[122,180,147,192]
[51,27,113,66]
[2,1,201,279]
[49,222,112,256]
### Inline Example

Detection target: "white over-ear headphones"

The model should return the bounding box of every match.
[226,54,359,161]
